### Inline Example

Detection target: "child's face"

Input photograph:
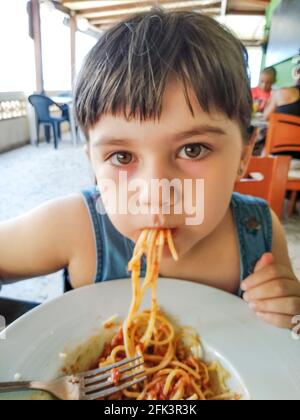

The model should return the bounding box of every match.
[88,81,253,258]
[259,73,274,93]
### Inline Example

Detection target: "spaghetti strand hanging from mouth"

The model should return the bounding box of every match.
[123,229,174,357]
[96,229,237,400]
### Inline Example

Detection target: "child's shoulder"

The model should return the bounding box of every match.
[231,192,272,233]
[232,192,269,208]
[232,193,294,277]
[30,193,95,262]
[44,193,97,287]
[231,193,273,278]
[41,193,90,225]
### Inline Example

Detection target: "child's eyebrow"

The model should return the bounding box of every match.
[93,124,227,147]
[172,125,227,141]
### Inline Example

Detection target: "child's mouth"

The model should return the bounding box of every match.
[169,227,179,237]
[136,227,180,251]
[151,227,179,237]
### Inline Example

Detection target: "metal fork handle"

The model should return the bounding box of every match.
[0,382,32,393]
[0,381,48,394]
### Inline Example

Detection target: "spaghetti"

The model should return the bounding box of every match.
[96,229,238,400]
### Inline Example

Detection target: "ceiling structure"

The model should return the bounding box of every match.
[55,0,271,32]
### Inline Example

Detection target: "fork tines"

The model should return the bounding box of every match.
[80,355,146,400]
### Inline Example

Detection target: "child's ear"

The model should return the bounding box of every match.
[237,127,257,181]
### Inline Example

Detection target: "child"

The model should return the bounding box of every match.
[252,67,277,113]
[264,61,300,122]
[0,10,299,330]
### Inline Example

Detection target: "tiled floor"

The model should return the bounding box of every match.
[0,138,299,303]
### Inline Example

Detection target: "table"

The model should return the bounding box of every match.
[251,115,269,129]
[51,97,79,146]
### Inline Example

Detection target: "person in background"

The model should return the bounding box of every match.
[252,67,277,113]
[263,61,300,161]
[252,67,277,155]
[264,62,300,120]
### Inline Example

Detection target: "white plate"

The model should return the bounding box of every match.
[0,278,299,400]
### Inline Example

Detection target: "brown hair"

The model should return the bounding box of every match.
[262,66,277,82]
[75,9,253,141]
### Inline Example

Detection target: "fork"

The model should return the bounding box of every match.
[0,355,146,400]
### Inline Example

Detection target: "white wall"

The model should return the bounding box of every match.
[0,119,29,154]
[0,93,30,154]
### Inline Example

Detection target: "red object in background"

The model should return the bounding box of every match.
[252,87,272,112]
[265,113,300,216]
[235,156,291,219]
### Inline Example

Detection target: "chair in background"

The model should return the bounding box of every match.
[235,156,291,219]
[28,94,71,149]
[265,113,300,216]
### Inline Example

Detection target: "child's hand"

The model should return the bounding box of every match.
[241,253,300,329]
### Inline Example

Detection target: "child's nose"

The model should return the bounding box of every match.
[137,183,173,208]
[135,160,182,211]
[137,180,181,212]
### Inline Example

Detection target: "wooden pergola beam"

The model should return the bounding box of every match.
[51,0,72,15]
[28,0,79,93]
[59,0,270,18]
[61,0,220,11]
[77,0,221,15]
[70,14,77,89]
[228,9,266,15]
[229,0,270,7]
[227,0,270,12]
[90,7,221,25]
[92,7,220,28]
[28,0,44,93]
[79,0,221,18]
[88,17,124,26]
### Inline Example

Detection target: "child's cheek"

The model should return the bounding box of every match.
[178,160,216,182]
[94,162,130,185]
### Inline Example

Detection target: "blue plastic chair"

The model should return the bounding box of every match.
[28,94,71,149]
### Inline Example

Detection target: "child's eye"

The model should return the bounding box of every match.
[109,152,134,166]
[177,144,211,160]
